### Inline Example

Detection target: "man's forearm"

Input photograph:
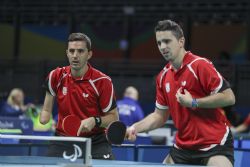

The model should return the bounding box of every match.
[133,111,166,133]
[197,89,235,108]
[99,109,119,127]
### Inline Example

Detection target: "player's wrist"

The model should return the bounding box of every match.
[129,125,137,135]
[93,116,102,127]
[191,98,198,108]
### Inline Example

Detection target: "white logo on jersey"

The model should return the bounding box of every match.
[63,144,82,162]
[165,82,170,93]
[82,93,89,98]
[181,81,186,86]
[62,87,67,95]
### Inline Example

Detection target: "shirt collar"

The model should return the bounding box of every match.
[168,51,192,71]
[68,63,92,81]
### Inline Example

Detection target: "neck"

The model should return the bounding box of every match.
[171,49,186,70]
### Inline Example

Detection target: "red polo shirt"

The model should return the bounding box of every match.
[156,51,230,151]
[46,64,116,136]
[243,114,250,126]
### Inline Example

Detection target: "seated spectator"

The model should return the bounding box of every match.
[26,106,55,131]
[0,88,34,118]
[223,106,244,127]
[231,113,250,134]
[117,86,144,126]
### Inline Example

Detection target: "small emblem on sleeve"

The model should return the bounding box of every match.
[165,82,170,93]
[62,87,67,95]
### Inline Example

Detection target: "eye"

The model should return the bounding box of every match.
[78,49,84,53]
[157,41,161,46]
[69,49,75,54]
[162,39,170,44]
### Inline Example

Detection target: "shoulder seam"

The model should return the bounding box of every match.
[159,67,169,88]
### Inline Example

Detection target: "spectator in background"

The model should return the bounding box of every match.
[231,113,250,134]
[222,106,244,127]
[117,86,144,126]
[0,88,34,118]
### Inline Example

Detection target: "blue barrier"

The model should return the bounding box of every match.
[112,145,170,163]
[234,139,239,148]
[1,143,250,166]
[0,117,33,135]
[234,149,250,167]
[241,140,250,149]
[0,145,30,156]
[233,136,250,149]
[0,117,33,144]
[111,145,250,166]
[137,145,170,162]
[112,145,136,161]
[123,136,152,145]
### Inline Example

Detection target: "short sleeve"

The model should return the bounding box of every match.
[196,59,224,94]
[44,67,62,96]
[155,74,169,110]
[98,77,117,112]
[243,114,250,126]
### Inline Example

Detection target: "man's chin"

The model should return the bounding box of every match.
[71,65,81,71]
[163,56,170,61]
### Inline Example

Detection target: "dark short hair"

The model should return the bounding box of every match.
[68,33,91,50]
[154,20,184,39]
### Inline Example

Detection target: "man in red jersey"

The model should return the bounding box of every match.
[126,20,235,166]
[40,33,119,159]
[231,113,250,134]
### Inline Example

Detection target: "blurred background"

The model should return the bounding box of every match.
[0,0,250,118]
[1,1,250,165]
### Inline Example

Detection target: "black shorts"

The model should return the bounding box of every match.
[169,131,234,165]
[46,132,114,160]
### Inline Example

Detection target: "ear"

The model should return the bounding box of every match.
[66,49,69,58]
[179,37,185,48]
[88,51,93,60]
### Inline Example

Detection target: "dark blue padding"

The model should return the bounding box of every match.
[241,140,250,149]
[137,145,171,162]
[0,143,50,156]
[234,148,250,167]
[0,145,30,156]
[123,136,152,145]
[112,145,136,161]
[234,139,239,148]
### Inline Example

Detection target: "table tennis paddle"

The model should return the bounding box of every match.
[106,121,126,145]
[63,115,126,144]
[62,115,81,136]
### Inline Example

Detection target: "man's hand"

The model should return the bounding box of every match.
[175,88,193,108]
[77,117,95,136]
[125,126,137,141]
[230,126,237,135]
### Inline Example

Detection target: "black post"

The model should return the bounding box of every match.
[13,11,21,61]
[247,10,250,60]
[69,12,76,33]
[183,14,192,51]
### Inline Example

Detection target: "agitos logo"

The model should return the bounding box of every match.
[63,144,82,162]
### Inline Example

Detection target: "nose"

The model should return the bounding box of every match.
[159,42,167,50]
[72,51,78,58]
